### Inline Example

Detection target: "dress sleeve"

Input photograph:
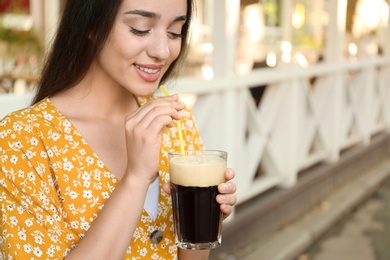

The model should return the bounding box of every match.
[0,115,76,259]
[172,107,204,151]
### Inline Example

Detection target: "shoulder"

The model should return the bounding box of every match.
[1,98,51,120]
[0,98,57,140]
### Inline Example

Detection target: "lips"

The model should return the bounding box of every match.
[134,64,163,82]
[136,65,159,74]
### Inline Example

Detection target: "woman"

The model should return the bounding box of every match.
[0,0,237,259]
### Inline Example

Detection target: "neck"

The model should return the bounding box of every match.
[50,71,139,122]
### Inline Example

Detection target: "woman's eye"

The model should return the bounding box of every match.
[168,32,184,39]
[130,27,150,36]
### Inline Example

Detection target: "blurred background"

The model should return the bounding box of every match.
[1,0,390,259]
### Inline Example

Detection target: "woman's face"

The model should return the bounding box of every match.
[95,0,187,96]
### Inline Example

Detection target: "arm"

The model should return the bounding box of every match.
[0,161,149,260]
[1,95,184,259]
[64,174,150,259]
[65,95,185,259]
[1,135,75,258]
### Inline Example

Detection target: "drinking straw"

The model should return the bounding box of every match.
[160,85,186,154]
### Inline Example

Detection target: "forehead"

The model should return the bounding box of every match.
[118,0,187,16]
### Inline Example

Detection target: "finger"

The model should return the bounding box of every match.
[145,105,183,122]
[126,103,183,134]
[142,95,183,114]
[153,94,180,101]
[216,194,237,206]
[127,98,184,124]
[224,168,235,181]
[143,111,178,134]
[218,182,236,194]
[141,102,184,123]
[162,183,171,195]
[220,204,233,218]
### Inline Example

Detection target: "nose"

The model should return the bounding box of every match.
[147,31,170,61]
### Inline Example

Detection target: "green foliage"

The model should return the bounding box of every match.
[0,19,42,54]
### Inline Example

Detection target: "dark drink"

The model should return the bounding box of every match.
[170,184,222,245]
[168,150,227,250]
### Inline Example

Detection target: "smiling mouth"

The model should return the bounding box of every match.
[135,65,160,74]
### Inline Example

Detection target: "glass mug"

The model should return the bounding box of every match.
[168,150,227,250]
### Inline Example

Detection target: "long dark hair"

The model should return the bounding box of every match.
[32,0,194,104]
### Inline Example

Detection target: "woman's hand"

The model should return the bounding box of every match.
[163,168,237,220]
[217,168,237,220]
[124,95,184,183]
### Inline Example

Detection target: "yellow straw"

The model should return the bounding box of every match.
[160,85,185,154]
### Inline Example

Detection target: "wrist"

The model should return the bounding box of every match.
[121,171,156,190]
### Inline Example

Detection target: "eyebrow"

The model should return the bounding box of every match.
[124,9,187,22]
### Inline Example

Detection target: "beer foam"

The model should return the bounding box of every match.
[169,155,226,187]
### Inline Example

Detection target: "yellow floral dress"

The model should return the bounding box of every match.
[0,97,203,259]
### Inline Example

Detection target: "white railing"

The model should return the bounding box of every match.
[170,56,390,204]
[1,56,390,206]
[0,92,33,119]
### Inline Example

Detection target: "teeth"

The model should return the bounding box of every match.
[136,65,159,74]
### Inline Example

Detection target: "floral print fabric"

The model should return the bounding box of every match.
[0,97,203,259]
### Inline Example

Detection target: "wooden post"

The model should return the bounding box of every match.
[43,0,61,50]
[211,0,240,77]
[323,0,348,162]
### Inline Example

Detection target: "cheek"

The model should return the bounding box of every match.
[106,30,137,59]
[169,42,183,63]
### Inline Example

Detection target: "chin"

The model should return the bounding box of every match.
[135,85,160,97]
[126,77,163,97]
